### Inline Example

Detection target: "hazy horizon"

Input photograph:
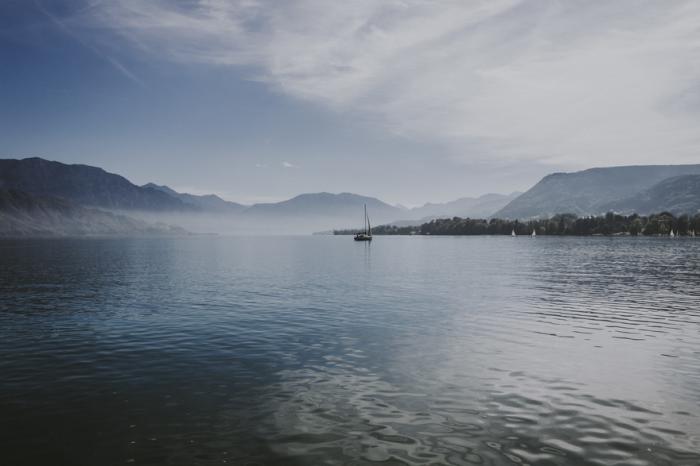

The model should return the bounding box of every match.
[3,155,698,209]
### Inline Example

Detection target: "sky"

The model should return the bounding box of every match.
[2,0,699,206]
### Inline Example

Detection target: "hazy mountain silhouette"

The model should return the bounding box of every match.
[6,157,698,234]
[0,158,192,211]
[143,183,246,213]
[0,158,517,230]
[245,192,401,220]
[496,165,700,219]
[0,189,186,237]
[409,192,521,220]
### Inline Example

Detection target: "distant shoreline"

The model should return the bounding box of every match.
[334,212,700,237]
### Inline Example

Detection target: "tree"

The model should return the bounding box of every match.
[630,218,643,236]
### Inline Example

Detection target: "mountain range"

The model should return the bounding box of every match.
[495,164,700,219]
[1,157,699,236]
[0,157,523,235]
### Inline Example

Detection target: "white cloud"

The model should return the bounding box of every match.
[89,0,700,167]
[281,161,296,168]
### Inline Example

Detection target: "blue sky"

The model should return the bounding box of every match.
[2,1,699,205]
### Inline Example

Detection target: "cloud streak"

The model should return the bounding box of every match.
[35,0,144,86]
[89,0,700,166]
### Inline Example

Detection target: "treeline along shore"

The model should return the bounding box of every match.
[334,212,700,236]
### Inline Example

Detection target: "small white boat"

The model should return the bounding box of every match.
[531,229,536,237]
[670,230,675,238]
[511,229,516,237]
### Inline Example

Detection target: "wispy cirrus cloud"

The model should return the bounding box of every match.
[87,0,700,167]
[34,0,144,86]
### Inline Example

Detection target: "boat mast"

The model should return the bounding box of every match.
[363,204,368,234]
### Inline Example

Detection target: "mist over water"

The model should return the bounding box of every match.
[121,211,384,236]
[1,236,699,465]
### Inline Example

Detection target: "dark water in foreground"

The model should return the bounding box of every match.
[1,236,699,466]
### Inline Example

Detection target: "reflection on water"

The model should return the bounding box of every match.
[1,236,699,465]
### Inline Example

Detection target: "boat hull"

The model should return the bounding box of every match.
[354,234,372,241]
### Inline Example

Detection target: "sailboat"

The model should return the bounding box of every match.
[670,229,675,238]
[511,229,516,237]
[354,204,372,241]
[531,229,536,237]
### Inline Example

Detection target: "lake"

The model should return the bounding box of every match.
[1,236,699,465]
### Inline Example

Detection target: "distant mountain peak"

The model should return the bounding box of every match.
[142,183,179,196]
[142,182,245,212]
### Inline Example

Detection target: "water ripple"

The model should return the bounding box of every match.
[1,236,699,464]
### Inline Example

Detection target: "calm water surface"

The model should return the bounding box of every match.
[1,236,699,465]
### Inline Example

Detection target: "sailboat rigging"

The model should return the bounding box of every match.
[354,204,372,241]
